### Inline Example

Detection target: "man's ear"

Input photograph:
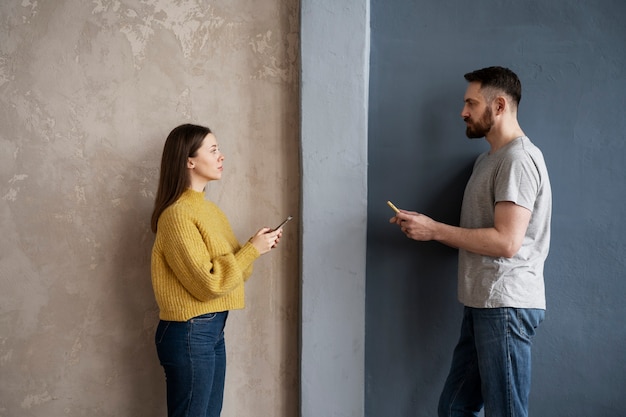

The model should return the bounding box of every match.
[494,96,506,115]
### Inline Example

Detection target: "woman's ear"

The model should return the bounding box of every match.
[187,158,195,169]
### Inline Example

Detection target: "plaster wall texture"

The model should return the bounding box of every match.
[300,0,369,416]
[0,1,300,416]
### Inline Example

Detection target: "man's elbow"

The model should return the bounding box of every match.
[500,241,522,258]
[501,249,517,259]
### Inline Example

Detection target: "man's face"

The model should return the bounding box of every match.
[462,82,494,139]
[465,105,493,139]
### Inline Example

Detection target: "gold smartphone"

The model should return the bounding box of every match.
[386,201,400,213]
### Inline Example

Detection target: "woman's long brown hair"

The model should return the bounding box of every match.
[151,124,211,233]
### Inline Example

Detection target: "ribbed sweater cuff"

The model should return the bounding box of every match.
[236,241,260,267]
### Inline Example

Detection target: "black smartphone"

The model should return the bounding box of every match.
[273,215,293,231]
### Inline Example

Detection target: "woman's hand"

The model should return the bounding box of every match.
[249,227,283,255]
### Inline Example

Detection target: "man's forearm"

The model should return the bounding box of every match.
[432,222,520,258]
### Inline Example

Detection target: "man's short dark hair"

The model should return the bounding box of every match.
[464,66,522,107]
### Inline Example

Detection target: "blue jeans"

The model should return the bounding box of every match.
[438,307,544,417]
[155,311,228,417]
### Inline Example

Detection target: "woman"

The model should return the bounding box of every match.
[150,123,282,417]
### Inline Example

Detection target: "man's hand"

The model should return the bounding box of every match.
[389,202,531,258]
[390,210,437,241]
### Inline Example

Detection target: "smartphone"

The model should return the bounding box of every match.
[273,215,293,231]
[386,200,400,213]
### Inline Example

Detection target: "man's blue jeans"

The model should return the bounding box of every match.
[438,307,544,417]
[155,311,228,417]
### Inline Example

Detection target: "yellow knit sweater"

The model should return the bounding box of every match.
[151,189,260,321]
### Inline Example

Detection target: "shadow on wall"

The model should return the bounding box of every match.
[106,142,165,416]
[399,159,473,362]
[366,156,474,416]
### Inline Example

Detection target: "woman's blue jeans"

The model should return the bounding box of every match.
[155,311,228,417]
[438,307,544,417]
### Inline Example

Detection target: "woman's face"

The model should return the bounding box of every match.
[187,133,224,185]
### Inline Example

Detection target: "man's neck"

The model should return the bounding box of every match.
[485,123,525,153]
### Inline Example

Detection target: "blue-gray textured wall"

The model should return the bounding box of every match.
[366,1,626,416]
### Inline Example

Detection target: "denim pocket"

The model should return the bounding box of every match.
[516,308,545,339]
[190,312,218,323]
[155,321,171,345]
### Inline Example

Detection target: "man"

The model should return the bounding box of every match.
[390,66,551,417]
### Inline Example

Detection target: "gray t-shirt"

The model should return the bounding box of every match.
[458,136,551,309]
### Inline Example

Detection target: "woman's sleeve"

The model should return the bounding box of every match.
[159,209,260,301]
[235,241,256,282]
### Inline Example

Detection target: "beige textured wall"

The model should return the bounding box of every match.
[0,1,300,416]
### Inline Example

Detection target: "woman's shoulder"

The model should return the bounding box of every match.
[160,193,202,222]
[162,193,226,222]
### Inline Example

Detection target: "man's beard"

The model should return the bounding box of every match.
[465,106,493,139]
